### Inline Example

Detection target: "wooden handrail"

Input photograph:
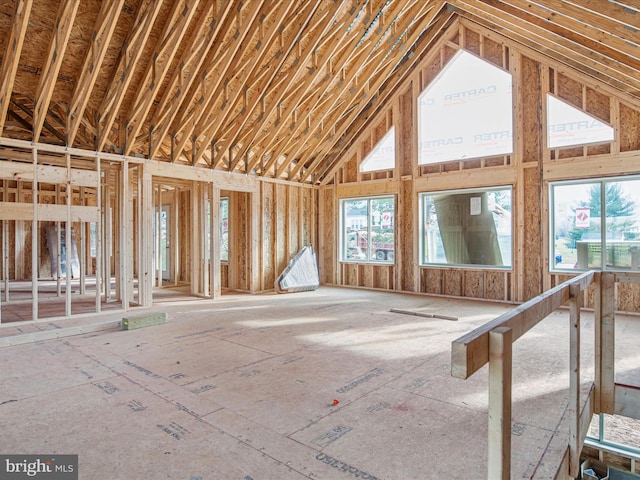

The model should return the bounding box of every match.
[451,270,640,479]
[451,270,595,379]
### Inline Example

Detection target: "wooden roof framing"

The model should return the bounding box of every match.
[0,0,637,183]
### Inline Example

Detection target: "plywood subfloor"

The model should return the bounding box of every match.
[0,286,638,479]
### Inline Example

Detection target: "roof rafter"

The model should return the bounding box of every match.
[189,0,299,166]
[318,8,456,184]
[123,0,200,156]
[170,0,266,164]
[96,0,165,151]
[283,0,439,180]
[208,1,323,171]
[33,0,80,142]
[450,0,640,100]
[260,0,393,177]
[0,0,33,137]
[299,1,448,182]
[240,6,348,173]
[148,0,232,160]
[67,0,125,148]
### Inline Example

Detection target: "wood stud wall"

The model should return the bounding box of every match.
[2,10,640,321]
[319,19,640,308]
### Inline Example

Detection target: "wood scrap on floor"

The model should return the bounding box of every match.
[389,307,458,321]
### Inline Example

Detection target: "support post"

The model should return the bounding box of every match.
[600,272,616,413]
[156,183,162,287]
[31,147,38,320]
[139,166,153,307]
[211,185,221,298]
[569,283,582,478]
[65,153,72,317]
[119,161,129,309]
[488,326,512,480]
[95,159,101,313]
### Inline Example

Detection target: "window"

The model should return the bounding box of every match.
[420,187,512,268]
[341,196,395,263]
[418,50,513,165]
[551,177,640,271]
[547,95,614,148]
[360,127,395,172]
[220,197,229,262]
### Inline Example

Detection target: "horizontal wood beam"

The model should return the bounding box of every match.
[144,160,258,191]
[0,202,98,222]
[451,270,595,379]
[0,137,144,164]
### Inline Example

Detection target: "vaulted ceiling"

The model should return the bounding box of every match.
[0,0,638,184]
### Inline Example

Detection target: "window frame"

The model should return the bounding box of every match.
[220,196,229,263]
[418,186,513,270]
[549,175,640,273]
[339,195,396,264]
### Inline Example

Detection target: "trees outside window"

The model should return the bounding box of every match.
[551,178,640,270]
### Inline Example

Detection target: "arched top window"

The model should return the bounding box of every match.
[418,50,513,165]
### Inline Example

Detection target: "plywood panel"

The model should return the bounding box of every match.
[556,72,582,108]
[300,188,312,247]
[464,270,484,298]
[443,269,462,297]
[399,86,413,177]
[523,167,542,300]
[617,282,640,313]
[482,36,504,68]
[485,271,507,301]
[319,187,335,284]
[344,153,358,183]
[344,263,357,286]
[420,268,442,295]
[360,264,372,288]
[178,190,190,283]
[463,28,481,56]
[521,55,541,164]
[619,103,640,153]
[372,265,391,290]
[261,182,275,290]
[400,178,414,291]
[275,184,287,275]
[586,87,610,123]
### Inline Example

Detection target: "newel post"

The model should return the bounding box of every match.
[488,326,513,480]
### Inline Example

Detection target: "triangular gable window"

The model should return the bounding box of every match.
[360,126,395,172]
[418,50,513,164]
[547,95,614,148]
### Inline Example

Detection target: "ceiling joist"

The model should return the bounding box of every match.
[0,0,637,182]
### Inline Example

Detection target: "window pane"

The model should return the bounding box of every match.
[343,199,369,260]
[220,197,229,262]
[421,188,511,268]
[369,197,394,261]
[552,183,602,269]
[341,197,394,263]
[604,180,640,269]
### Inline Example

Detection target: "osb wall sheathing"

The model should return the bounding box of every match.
[258,181,317,292]
[319,18,640,309]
